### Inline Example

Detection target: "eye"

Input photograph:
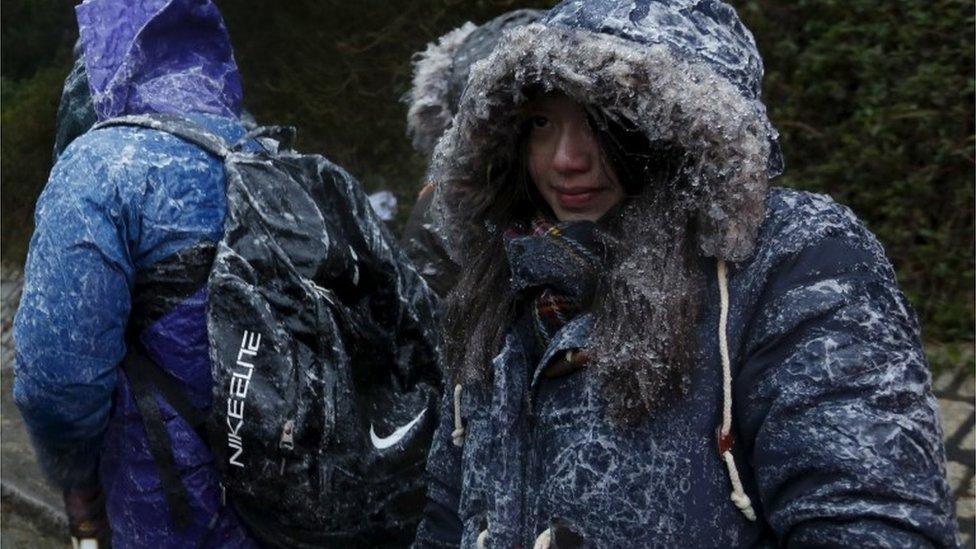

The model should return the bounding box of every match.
[530,115,550,129]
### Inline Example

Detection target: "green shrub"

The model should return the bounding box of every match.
[737,0,974,341]
[1,62,71,263]
[0,0,75,80]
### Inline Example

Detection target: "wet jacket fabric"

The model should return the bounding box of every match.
[399,186,459,298]
[415,0,958,546]
[416,189,958,547]
[52,47,97,160]
[14,0,254,546]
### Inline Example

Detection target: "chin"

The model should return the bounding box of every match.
[554,208,607,223]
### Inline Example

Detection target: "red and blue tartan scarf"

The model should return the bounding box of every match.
[504,215,603,350]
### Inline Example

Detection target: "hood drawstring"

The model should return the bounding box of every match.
[476,522,489,548]
[452,384,466,447]
[716,259,757,521]
[532,527,552,549]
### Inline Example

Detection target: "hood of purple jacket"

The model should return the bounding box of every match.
[77,0,243,121]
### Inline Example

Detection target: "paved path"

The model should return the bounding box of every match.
[1,269,65,547]
[1,265,973,546]
[934,359,976,545]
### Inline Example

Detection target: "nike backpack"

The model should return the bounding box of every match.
[93,115,442,547]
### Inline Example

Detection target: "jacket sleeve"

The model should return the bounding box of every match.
[735,206,958,547]
[414,384,464,547]
[13,138,135,490]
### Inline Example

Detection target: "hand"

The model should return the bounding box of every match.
[63,487,111,548]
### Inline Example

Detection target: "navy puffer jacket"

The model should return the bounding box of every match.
[415,0,958,546]
[417,189,957,547]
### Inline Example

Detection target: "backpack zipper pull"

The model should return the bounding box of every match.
[279,419,295,475]
[280,419,295,450]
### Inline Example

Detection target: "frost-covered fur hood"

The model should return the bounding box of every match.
[430,0,783,263]
[406,9,545,158]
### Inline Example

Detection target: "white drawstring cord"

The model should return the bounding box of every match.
[533,527,552,549]
[717,259,757,521]
[452,384,466,447]
[476,522,489,548]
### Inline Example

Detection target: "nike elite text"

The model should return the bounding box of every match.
[228,330,260,467]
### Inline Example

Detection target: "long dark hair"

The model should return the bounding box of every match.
[441,104,703,423]
[439,135,535,386]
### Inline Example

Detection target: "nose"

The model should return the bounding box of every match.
[551,122,594,174]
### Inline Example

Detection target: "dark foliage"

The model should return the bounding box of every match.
[738,0,974,341]
[0,0,75,80]
[1,0,972,342]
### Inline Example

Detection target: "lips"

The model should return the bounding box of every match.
[552,185,606,209]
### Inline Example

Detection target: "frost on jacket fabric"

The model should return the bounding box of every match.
[76,0,242,121]
[14,0,254,546]
[415,0,958,546]
[400,187,458,299]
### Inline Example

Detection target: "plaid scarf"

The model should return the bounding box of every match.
[504,216,603,350]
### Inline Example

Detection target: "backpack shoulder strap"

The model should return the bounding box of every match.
[121,344,212,529]
[92,114,231,158]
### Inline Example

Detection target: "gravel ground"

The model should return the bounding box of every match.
[1,505,65,548]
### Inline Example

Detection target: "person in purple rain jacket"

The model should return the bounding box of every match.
[14,0,257,546]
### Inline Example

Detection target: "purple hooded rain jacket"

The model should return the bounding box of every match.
[14,0,256,546]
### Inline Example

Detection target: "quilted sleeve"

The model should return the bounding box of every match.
[735,196,958,547]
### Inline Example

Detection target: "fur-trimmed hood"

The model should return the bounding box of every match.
[430,0,783,263]
[405,9,545,158]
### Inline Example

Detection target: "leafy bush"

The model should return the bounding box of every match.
[1,0,972,343]
[737,0,974,341]
[0,0,75,80]
[1,64,70,263]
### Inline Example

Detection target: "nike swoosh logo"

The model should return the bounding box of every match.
[369,407,428,450]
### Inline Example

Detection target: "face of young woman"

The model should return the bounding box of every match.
[525,92,625,222]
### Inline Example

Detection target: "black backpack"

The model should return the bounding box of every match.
[94,115,442,547]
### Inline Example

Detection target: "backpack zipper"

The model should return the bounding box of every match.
[279,419,295,475]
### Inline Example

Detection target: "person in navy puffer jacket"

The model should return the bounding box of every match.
[415,0,960,546]
[14,0,257,546]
